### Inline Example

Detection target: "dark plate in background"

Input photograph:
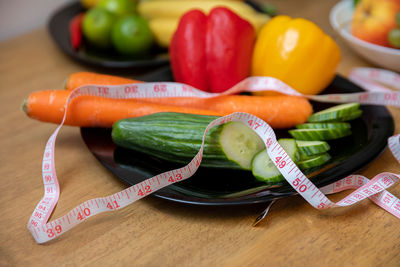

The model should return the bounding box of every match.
[47,0,265,70]
[80,67,394,206]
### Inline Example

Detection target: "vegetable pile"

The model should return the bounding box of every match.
[112,103,362,185]
[25,5,348,187]
[72,0,271,55]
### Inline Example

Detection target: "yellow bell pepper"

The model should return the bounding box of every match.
[251,15,341,95]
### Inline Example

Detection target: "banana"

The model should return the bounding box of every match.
[142,0,243,2]
[138,0,263,20]
[150,14,269,48]
[142,0,270,47]
[149,18,178,48]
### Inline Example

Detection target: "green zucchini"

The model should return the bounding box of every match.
[251,138,299,184]
[307,103,360,122]
[111,112,265,170]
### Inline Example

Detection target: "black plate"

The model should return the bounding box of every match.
[47,1,169,69]
[47,1,265,70]
[81,67,394,205]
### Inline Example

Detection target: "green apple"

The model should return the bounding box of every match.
[97,0,136,17]
[82,7,115,48]
[111,15,154,55]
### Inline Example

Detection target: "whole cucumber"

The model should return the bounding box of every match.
[111,112,265,170]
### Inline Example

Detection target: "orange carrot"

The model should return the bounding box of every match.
[23,90,222,127]
[65,72,142,90]
[140,95,312,128]
[23,90,312,128]
[64,72,312,127]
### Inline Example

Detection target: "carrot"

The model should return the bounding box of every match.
[65,72,142,90]
[63,72,312,127]
[23,90,222,127]
[23,90,312,128]
[139,95,312,128]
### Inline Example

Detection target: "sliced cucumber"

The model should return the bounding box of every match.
[296,122,351,131]
[252,138,298,184]
[299,153,318,161]
[296,140,330,156]
[297,153,331,170]
[278,138,300,162]
[289,128,352,141]
[220,121,265,170]
[307,103,360,122]
[336,109,363,121]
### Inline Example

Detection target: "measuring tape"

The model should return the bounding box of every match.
[28,68,400,244]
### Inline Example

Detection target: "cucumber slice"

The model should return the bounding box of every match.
[289,128,352,141]
[336,109,363,121]
[278,138,300,162]
[252,139,298,184]
[296,122,351,131]
[297,153,331,169]
[299,153,318,161]
[220,122,265,170]
[296,140,330,156]
[307,103,360,122]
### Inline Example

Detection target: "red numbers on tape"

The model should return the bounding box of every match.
[77,208,91,220]
[247,119,261,130]
[97,86,109,95]
[274,156,286,169]
[168,173,183,183]
[292,177,307,192]
[137,186,152,197]
[124,85,138,94]
[47,225,62,238]
[106,201,120,210]
[153,84,167,93]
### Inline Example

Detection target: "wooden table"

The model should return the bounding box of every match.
[1,0,399,265]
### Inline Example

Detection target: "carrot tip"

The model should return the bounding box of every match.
[63,77,68,89]
[21,98,28,114]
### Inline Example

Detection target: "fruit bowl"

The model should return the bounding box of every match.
[330,0,400,72]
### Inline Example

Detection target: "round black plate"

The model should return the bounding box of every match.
[81,67,394,205]
[47,1,169,69]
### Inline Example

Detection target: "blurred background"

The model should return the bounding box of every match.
[0,0,73,42]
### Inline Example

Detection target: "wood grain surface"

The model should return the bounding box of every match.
[1,0,399,266]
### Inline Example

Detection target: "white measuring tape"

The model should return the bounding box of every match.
[28,68,400,244]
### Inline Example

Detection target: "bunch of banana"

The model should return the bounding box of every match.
[138,0,271,47]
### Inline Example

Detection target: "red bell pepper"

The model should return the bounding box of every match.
[169,7,255,93]
[69,12,85,50]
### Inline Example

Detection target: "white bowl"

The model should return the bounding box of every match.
[330,0,400,72]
